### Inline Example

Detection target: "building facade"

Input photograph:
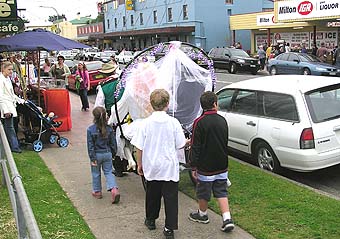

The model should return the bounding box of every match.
[99,0,228,52]
[225,0,274,51]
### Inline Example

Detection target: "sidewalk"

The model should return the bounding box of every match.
[39,92,255,239]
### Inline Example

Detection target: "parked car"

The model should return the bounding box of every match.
[116,50,134,64]
[133,51,155,63]
[93,51,114,63]
[216,75,340,173]
[58,50,74,60]
[84,47,100,61]
[208,47,260,74]
[67,61,106,91]
[268,52,340,76]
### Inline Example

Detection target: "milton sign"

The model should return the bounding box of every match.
[0,0,23,33]
[275,0,340,22]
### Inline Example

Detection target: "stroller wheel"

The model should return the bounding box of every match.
[49,135,57,144]
[57,137,69,148]
[33,140,43,152]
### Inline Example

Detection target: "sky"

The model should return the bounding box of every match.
[16,0,100,25]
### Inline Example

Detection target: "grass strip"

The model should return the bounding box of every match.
[0,151,95,239]
[179,159,340,239]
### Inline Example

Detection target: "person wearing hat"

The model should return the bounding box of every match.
[49,55,71,88]
[95,62,125,177]
[94,62,123,117]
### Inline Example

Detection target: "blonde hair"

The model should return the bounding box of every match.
[1,61,13,71]
[150,89,169,111]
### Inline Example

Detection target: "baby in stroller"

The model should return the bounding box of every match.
[21,100,69,152]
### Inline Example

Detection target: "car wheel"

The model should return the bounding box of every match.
[270,66,277,75]
[251,69,258,75]
[302,68,311,75]
[230,63,237,74]
[254,142,282,173]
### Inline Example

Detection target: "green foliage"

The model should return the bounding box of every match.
[179,159,340,239]
[0,151,95,239]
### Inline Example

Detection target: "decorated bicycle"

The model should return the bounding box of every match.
[108,41,216,187]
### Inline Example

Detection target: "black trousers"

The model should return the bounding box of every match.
[145,180,178,230]
[79,89,89,110]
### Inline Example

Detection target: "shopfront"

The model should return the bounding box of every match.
[230,0,340,54]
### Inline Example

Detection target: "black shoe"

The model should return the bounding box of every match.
[188,210,209,224]
[144,219,156,230]
[12,149,22,153]
[113,170,124,177]
[221,219,234,232]
[163,228,174,239]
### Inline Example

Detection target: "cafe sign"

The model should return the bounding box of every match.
[0,0,17,19]
[275,0,340,22]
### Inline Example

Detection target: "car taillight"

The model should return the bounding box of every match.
[300,128,315,149]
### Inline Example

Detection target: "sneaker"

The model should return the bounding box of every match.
[188,210,209,224]
[92,191,102,199]
[144,219,156,230]
[111,188,120,204]
[163,228,174,239]
[221,219,234,232]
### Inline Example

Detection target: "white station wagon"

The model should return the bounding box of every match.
[216,75,340,172]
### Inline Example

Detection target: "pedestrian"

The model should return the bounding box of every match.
[257,45,266,70]
[311,43,318,56]
[49,55,71,88]
[0,61,24,153]
[131,89,187,239]
[235,42,242,49]
[285,42,291,53]
[316,42,329,62]
[301,44,308,54]
[42,58,51,77]
[75,62,90,111]
[188,91,234,233]
[266,44,273,62]
[334,46,340,67]
[87,106,120,203]
[94,62,122,117]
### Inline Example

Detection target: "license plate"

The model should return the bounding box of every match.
[330,72,336,75]
[250,65,256,67]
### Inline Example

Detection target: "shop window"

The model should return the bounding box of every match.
[153,10,158,24]
[123,16,126,27]
[140,13,144,25]
[183,5,188,20]
[226,0,233,4]
[168,8,173,22]
[131,15,134,26]
[114,18,117,28]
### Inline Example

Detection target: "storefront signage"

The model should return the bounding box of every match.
[327,21,340,27]
[276,0,340,22]
[0,19,24,33]
[257,14,276,26]
[0,0,17,19]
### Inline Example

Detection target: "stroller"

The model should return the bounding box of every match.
[109,41,216,189]
[21,100,69,152]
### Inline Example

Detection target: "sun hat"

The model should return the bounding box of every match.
[99,62,118,74]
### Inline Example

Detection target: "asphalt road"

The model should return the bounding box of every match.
[87,69,340,200]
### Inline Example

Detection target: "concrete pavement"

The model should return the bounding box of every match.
[39,92,255,239]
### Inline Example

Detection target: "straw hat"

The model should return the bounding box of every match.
[99,62,118,74]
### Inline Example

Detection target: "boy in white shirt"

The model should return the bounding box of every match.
[131,89,186,239]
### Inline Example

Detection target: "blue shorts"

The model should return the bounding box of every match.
[196,179,228,201]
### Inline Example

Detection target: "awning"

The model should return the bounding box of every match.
[88,26,195,40]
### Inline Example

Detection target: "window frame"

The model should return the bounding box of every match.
[183,4,188,20]
[168,7,173,22]
[153,10,158,23]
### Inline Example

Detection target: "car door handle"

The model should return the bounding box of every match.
[246,121,256,127]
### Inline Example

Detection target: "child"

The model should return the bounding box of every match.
[87,106,120,203]
[188,91,234,232]
[131,89,186,239]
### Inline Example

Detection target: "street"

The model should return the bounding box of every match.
[87,69,340,200]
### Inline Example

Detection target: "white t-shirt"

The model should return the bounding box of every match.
[131,111,186,182]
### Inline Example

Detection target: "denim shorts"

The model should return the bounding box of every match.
[196,179,228,201]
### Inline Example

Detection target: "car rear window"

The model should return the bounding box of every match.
[305,84,340,123]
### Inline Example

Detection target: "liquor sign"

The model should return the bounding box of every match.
[276,0,340,22]
[257,14,276,26]
[126,0,134,10]
[0,0,17,19]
